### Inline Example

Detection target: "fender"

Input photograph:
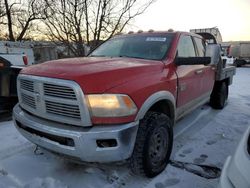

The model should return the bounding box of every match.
[135,91,176,123]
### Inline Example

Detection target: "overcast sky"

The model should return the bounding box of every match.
[131,0,250,41]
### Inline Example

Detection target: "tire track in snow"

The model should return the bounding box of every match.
[0,142,33,161]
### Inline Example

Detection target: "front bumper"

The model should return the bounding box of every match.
[13,104,139,162]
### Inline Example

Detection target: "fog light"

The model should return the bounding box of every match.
[96,139,117,148]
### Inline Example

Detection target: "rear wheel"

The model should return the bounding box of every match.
[210,82,228,109]
[129,111,173,177]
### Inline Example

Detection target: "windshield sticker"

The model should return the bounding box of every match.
[146,37,167,42]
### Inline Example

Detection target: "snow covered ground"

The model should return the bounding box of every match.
[0,67,249,188]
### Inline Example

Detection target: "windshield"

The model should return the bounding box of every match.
[89,34,174,60]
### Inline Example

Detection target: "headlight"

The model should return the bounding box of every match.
[86,94,137,117]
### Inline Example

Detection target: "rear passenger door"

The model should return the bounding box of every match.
[193,37,215,95]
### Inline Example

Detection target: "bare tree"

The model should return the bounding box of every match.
[2,0,47,41]
[43,0,87,56]
[44,0,156,56]
[0,0,6,24]
[88,0,155,46]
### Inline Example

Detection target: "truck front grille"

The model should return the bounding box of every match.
[17,75,91,127]
[21,93,36,109]
[44,83,77,100]
[20,79,34,92]
[45,101,81,119]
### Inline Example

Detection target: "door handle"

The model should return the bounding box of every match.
[195,69,204,75]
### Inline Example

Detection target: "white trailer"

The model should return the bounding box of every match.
[230,42,250,67]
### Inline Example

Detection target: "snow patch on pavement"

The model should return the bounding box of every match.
[23,177,67,188]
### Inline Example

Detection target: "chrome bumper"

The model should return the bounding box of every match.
[13,104,139,162]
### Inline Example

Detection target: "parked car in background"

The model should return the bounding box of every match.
[0,42,33,112]
[218,126,250,188]
[0,41,34,65]
[229,42,250,67]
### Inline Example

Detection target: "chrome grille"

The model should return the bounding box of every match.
[45,101,81,119]
[21,93,36,109]
[20,79,34,92]
[44,83,77,100]
[17,75,92,127]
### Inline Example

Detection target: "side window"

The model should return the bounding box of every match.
[194,37,206,57]
[177,35,196,57]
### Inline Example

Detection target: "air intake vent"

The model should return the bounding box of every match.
[44,83,77,100]
[20,79,34,92]
[45,101,81,119]
[21,93,36,109]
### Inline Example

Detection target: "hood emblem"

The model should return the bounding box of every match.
[34,92,41,102]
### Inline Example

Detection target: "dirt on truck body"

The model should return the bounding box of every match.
[13,30,235,177]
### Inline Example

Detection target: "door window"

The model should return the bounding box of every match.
[177,36,196,57]
[194,37,206,57]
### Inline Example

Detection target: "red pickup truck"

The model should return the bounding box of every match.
[13,31,235,177]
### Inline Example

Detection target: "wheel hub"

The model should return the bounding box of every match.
[149,127,169,166]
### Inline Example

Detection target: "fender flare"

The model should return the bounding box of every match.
[135,91,176,123]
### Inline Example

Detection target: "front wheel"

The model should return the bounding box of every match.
[129,111,173,177]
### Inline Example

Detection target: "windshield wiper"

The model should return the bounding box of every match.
[89,55,108,57]
[119,55,146,60]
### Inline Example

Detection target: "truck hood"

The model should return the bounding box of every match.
[21,57,164,93]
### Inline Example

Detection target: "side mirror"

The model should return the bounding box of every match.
[175,57,211,66]
[205,44,221,65]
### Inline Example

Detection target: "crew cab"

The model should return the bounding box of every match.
[13,31,236,177]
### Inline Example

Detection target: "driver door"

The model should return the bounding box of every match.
[175,35,205,118]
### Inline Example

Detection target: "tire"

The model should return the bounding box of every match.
[210,82,228,109]
[129,111,173,177]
